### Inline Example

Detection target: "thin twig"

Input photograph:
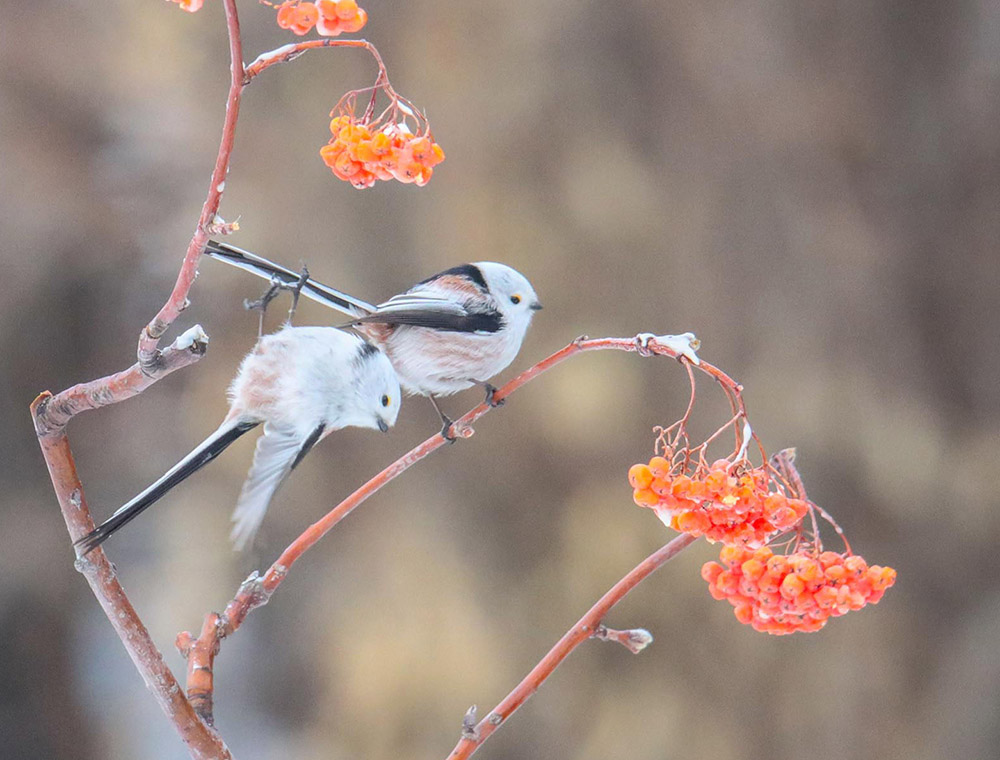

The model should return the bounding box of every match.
[447,533,698,759]
[137,0,246,371]
[33,327,208,437]
[244,38,387,82]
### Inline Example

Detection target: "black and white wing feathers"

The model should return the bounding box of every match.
[204,240,376,319]
[354,292,504,333]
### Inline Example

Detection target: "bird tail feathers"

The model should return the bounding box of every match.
[74,420,259,555]
[204,240,375,319]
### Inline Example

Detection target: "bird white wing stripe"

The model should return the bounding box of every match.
[374,295,470,316]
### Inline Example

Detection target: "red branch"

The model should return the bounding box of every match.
[33,328,208,438]
[448,533,698,759]
[30,396,232,760]
[29,5,407,753]
[244,38,387,82]
[179,334,737,724]
[137,0,246,371]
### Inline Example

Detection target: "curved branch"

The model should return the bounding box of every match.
[30,398,232,760]
[447,533,698,759]
[136,0,246,370]
[180,333,734,720]
[33,326,208,437]
[31,1,248,756]
[243,38,387,82]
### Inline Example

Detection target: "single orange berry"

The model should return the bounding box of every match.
[628,464,654,490]
[740,558,766,581]
[339,8,367,32]
[334,0,359,19]
[701,562,723,584]
[648,456,670,475]
[632,488,660,508]
[733,603,754,625]
[676,510,711,535]
[718,545,740,567]
[780,574,806,600]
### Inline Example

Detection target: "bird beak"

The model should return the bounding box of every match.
[377,418,389,433]
[530,301,543,311]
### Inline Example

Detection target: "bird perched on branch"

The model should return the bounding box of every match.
[75,326,401,555]
[203,240,542,438]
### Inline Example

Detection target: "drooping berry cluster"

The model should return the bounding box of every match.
[320,114,445,188]
[275,0,367,37]
[701,545,896,634]
[629,457,809,548]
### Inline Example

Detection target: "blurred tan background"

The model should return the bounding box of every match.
[3,0,999,758]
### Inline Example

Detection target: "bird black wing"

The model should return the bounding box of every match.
[354,294,504,333]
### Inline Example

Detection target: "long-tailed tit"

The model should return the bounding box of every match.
[75,326,401,555]
[203,240,542,436]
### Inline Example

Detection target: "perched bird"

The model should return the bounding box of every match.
[203,240,542,436]
[75,326,401,555]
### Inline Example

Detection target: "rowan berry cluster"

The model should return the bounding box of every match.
[274,0,368,37]
[701,545,896,634]
[320,114,446,188]
[629,457,809,547]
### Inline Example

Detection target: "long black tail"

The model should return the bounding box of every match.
[203,240,375,318]
[74,420,259,556]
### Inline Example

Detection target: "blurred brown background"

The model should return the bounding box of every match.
[2,0,998,758]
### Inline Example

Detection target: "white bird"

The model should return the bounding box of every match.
[75,326,401,555]
[203,240,542,437]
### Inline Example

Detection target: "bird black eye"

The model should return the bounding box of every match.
[381,394,390,407]
[510,295,521,305]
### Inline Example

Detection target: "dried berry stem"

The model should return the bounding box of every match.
[244,38,387,82]
[181,335,738,721]
[447,533,698,759]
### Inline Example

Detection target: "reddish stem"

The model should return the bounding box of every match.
[30,1,246,755]
[30,396,232,759]
[181,335,738,718]
[137,0,246,370]
[33,330,207,437]
[448,533,698,759]
[244,38,387,82]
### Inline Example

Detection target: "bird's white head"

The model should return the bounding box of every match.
[351,342,402,433]
[476,262,542,337]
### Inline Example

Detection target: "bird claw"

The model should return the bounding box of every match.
[244,269,310,335]
[440,418,457,444]
[483,383,505,408]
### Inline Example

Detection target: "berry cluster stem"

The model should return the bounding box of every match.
[244,37,386,82]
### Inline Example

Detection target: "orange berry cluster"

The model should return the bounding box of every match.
[701,545,896,634]
[275,0,367,37]
[629,457,809,547]
[320,115,445,188]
